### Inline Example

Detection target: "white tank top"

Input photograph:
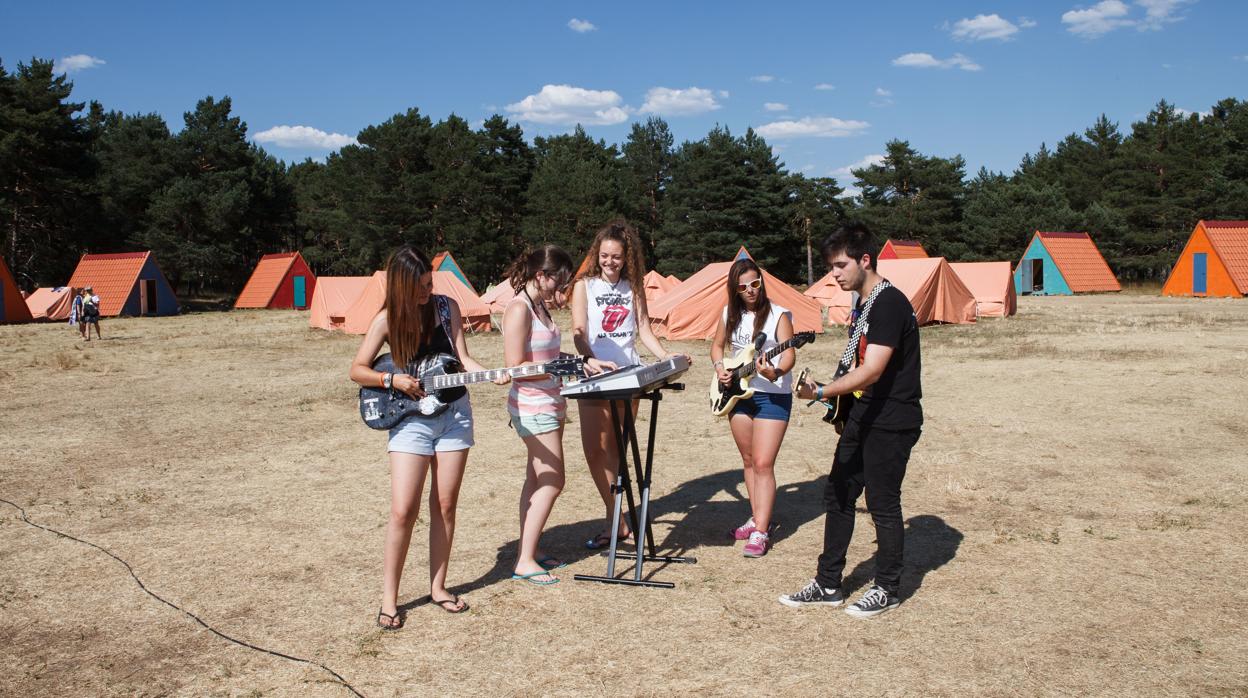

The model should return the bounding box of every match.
[585,276,641,367]
[724,303,792,394]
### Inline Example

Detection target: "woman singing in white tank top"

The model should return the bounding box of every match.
[571,220,691,549]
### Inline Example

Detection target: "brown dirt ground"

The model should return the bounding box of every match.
[2,294,1246,697]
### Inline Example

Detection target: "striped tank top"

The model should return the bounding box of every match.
[506,295,566,419]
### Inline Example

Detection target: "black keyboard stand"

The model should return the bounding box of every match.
[570,382,697,588]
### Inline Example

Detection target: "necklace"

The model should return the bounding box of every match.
[599,273,624,293]
[522,286,550,324]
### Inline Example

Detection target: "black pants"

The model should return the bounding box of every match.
[816,419,920,596]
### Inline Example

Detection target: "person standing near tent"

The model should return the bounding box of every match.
[350,246,505,627]
[711,258,796,558]
[780,222,922,619]
[82,287,101,340]
[70,289,84,337]
[503,245,615,585]
[570,220,690,550]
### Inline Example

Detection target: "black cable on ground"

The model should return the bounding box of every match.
[0,497,364,697]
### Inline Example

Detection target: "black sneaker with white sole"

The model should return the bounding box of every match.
[778,579,844,608]
[844,585,900,618]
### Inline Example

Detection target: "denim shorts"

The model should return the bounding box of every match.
[730,392,793,422]
[510,412,563,438]
[388,396,475,455]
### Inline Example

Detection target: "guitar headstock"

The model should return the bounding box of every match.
[547,356,586,377]
[792,331,816,349]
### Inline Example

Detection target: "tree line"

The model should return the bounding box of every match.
[3,56,1246,294]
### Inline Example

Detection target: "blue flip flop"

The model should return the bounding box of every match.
[537,555,567,570]
[511,570,560,585]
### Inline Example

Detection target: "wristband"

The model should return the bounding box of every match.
[816,385,825,401]
[382,372,393,390]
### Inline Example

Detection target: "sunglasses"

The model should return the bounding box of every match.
[736,278,762,292]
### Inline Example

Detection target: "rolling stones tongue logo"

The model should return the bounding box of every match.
[601,305,630,332]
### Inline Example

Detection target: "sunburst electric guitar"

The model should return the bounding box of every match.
[708,331,817,416]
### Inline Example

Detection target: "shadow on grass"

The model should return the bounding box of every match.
[840,514,964,601]
[408,468,826,608]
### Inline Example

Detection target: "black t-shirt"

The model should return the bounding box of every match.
[848,285,922,430]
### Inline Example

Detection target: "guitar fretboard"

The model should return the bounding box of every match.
[426,363,547,389]
[734,337,805,380]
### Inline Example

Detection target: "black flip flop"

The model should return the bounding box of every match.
[433,596,469,614]
[377,608,404,630]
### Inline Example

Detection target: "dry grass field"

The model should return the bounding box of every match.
[2,294,1247,697]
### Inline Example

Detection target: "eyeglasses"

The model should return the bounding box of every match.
[736,278,762,292]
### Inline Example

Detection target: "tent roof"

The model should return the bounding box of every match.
[884,240,929,259]
[234,252,304,308]
[25,286,77,321]
[806,258,977,325]
[1033,232,1121,292]
[1200,221,1248,293]
[66,251,155,316]
[1,257,34,323]
[431,250,477,293]
[343,271,492,334]
[648,259,824,340]
[642,269,679,302]
[949,261,1017,318]
[480,280,517,313]
[308,276,371,330]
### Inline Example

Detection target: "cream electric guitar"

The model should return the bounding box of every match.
[708,331,816,416]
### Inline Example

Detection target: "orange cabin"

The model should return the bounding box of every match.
[1161,221,1248,298]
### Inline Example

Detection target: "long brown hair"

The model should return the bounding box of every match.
[577,219,649,311]
[725,258,772,344]
[506,245,575,293]
[384,246,436,366]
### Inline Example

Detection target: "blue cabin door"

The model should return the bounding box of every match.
[293,276,306,307]
[1192,253,1207,294]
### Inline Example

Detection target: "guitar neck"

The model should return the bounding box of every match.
[426,363,548,389]
[734,337,802,379]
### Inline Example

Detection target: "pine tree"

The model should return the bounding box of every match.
[521,126,626,259]
[622,117,674,267]
[854,140,966,256]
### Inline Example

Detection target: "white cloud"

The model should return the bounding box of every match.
[831,153,886,180]
[1019,17,1038,28]
[53,54,105,74]
[892,52,982,71]
[1236,55,1248,62]
[1175,107,1210,119]
[719,89,731,98]
[755,116,870,139]
[1136,0,1193,29]
[568,18,597,33]
[875,87,893,97]
[764,102,789,112]
[1062,1,1132,36]
[505,84,630,125]
[802,164,815,172]
[814,83,836,91]
[950,14,1021,41]
[750,75,776,83]
[253,125,358,150]
[639,87,721,116]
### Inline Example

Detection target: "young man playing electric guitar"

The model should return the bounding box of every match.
[780,223,923,618]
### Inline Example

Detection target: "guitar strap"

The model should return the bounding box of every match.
[837,280,893,375]
[434,294,458,359]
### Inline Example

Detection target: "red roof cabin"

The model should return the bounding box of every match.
[235,252,317,310]
[879,240,929,260]
[66,252,179,316]
[1161,220,1248,298]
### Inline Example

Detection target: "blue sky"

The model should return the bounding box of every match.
[4,0,1244,194]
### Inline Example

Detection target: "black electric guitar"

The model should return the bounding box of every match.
[795,365,858,430]
[708,331,817,416]
[360,353,584,429]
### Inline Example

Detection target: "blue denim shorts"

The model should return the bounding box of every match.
[388,396,475,455]
[730,392,793,422]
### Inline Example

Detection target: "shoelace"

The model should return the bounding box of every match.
[798,580,823,600]
[857,587,888,608]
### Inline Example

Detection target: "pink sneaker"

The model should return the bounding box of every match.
[730,519,756,541]
[743,531,770,558]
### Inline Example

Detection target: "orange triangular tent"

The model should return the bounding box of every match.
[431,251,478,295]
[805,258,977,325]
[480,280,516,314]
[25,287,79,321]
[949,262,1017,318]
[342,271,492,334]
[1161,220,1248,298]
[66,251,178,316]
[879,240,929,260]
[1,257,33,324]
[648,256,824,340]
[308,276,371,330]
[642,269,679,303]
[234,252,316,309]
